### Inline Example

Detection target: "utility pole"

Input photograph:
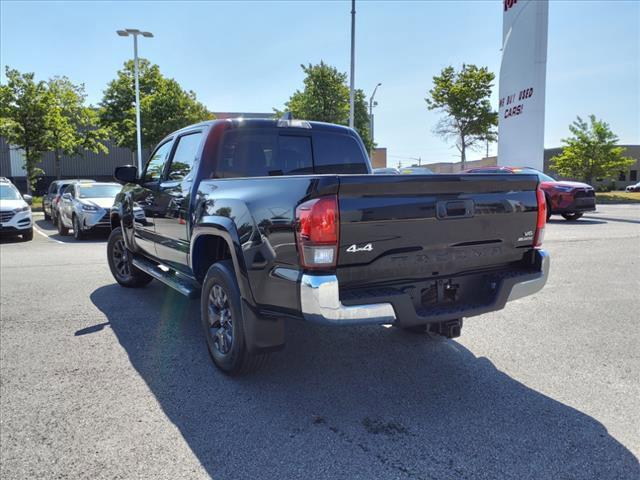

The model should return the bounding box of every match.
[349,0,356,128]
[117,28,154,173]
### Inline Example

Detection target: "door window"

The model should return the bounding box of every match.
[166,132,202,181]
[143,141,173,183]
[62,184,75,198]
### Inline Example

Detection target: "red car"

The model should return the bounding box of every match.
[465,166,596,221]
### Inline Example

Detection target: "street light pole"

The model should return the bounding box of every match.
[117,29,154,173]
[368,82,381,148]
[349,0,356,128]
[132,34,142,173]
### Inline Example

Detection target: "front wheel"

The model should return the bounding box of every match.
[107,227,153,288]
[201,260,268,375]
[562,212,583,221]
[57,214,69,236]
[73,215,85,240]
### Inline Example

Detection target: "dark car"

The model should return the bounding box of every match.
[43,179,95,223]
[465,166,595,221]
[107,117,549,375]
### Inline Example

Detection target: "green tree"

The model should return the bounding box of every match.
[551,115,634,184]
[426,64,498,169]
[99,59,214,155]
[47,77,109,179]
[278,62,373,152]
[0,67,53,193]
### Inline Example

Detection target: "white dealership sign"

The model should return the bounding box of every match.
[498,0,549,170]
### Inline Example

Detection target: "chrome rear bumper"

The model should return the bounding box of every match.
[300,274,397,325]
[300,249,549,326]
[506,249,550,302]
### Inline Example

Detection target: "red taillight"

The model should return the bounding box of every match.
[54,194,60,204]
[295,195,339,269]
[534,187,546,248]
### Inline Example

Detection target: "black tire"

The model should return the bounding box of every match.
[57,214,69,236]
[201,260,268,375]
[562,212,583,221]
[72,215,85,240]
[21,229,33,241]
[107,227,153,288]
[545,195,552,221]
[43,207,51,221]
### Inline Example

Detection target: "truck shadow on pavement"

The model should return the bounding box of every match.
[90,283,639,480]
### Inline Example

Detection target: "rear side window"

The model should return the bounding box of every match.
[313,132,368,174]
[217,130,313,178]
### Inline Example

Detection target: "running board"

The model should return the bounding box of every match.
[132,257,200,299]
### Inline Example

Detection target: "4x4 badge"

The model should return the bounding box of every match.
[346,243,373,253]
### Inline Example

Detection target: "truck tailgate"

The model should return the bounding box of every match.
[337,174,540,287]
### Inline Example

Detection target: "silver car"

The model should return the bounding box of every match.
[43,178,95,223]
[57,182,122,240]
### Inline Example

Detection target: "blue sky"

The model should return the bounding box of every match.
[1,0,638,167]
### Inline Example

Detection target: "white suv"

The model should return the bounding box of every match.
[0,179,33,241]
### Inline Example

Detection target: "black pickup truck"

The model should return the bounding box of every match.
[108,118,549,375]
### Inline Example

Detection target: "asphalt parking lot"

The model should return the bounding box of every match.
[1,205,639,479]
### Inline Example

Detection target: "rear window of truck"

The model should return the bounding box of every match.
[312,132,368,174]
[215,129,368,178]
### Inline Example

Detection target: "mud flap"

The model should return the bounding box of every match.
[241,300,285,354]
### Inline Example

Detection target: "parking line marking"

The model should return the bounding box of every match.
[33,225,65,244]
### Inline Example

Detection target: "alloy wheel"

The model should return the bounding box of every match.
[207,284,234,355]
[111,238,131,279]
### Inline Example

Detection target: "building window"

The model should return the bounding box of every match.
[618,171,626,181]
[630,170,638,182]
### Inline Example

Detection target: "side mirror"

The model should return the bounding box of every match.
[62,193,72,201]
[114,165,138,184]
[23,194,33,205]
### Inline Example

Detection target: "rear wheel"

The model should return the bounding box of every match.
[43,206,51,221]
[201,260,268,375]
[57,214,69,236]
[72,215,85,240]
[107,227,152,288]
[562,212,583,221]
[545,195,552,221]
